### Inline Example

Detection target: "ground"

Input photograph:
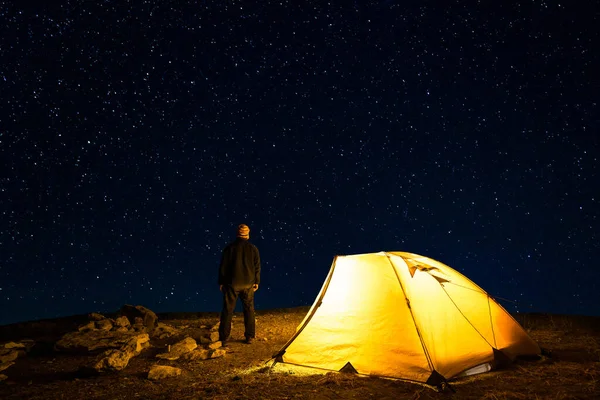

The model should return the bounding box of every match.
[0,308,598,400]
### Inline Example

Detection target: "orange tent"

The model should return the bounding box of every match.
[273,252,540,385]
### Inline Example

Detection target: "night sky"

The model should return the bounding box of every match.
[1,1,598,326]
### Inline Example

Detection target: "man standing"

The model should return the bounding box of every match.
[218,223,261,345]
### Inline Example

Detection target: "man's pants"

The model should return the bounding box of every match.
[219,285,255,342]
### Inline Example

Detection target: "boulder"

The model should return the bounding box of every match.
[156,337,197,361]
[207,331,220,343]
[78,321,96,332]
[198,337,211,345]
[207,341,222,350]
[91,349,132,372]
[4,340,35,352]
[152,322,180,339]
[55,330,149,354]
[0,340,32,375]
[120,305,157,331]
[181,345,227,361]
[210,349,226,359]
[4,342,26,350]
[114,316,131,328]
[131,323,147,333]
[0,361,14,373]
[182,348,211,361]
[190,333,212,345]
[148,365,182,380]
[95,319,113,331]
[0,349,23,364]
[89,313,105,321]
[88,334,150,372]
[123,333,150,354]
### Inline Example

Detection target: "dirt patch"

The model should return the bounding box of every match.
[1,308,599,399]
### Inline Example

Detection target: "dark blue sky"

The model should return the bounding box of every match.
[1,1,598,325]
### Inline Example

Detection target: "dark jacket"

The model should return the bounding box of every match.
[218,238,261,286]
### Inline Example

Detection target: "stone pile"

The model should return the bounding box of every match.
[0,340,34,381]
[2,305,229,381]
[148,327,227,380]
[55,309,153,373]
[155,335,226,362]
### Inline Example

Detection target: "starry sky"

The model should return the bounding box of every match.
[1,1,598,326]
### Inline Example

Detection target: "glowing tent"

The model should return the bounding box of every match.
[273,251,540,386]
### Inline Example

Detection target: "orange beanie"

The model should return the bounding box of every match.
[237,224,250,238]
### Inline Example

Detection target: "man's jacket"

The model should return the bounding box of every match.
[218,238,261,287]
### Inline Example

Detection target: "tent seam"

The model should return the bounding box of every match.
[487,296,540,352]
[440,284,495,349]
[488,295,497,348]
[385,253,435,372]
[271,256,339,359]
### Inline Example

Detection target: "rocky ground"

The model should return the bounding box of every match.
[0,307,598,400]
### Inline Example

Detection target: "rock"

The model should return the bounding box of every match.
[120,305,158,331]
[114,316,131,328]
[0,374,7,382]
[125,334,151,354]
[156,337,197,361]
[55,330,149,354]
[21,339,36,351]
[210,349,226,359]
[91,349,131,372]
[148,365,182,380]
[131,324,147,333]
[3,340,35,353]
[207,331,219,343]
[114,327,129,333]
[182,348,211,361]
[0,362,15,373]
[0,348,25,375]
[197,336,211,345]
[209,323,219,332]
[89,313,105,321]
[207,341,222,350]
[78,321,96,332]
[192,330,218,344]
[4,342,25,350]
[0,340,34,375]
[152,322,180,339]
[95,319,113,331]
[89,334,149,372]
[0,349,23,364]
